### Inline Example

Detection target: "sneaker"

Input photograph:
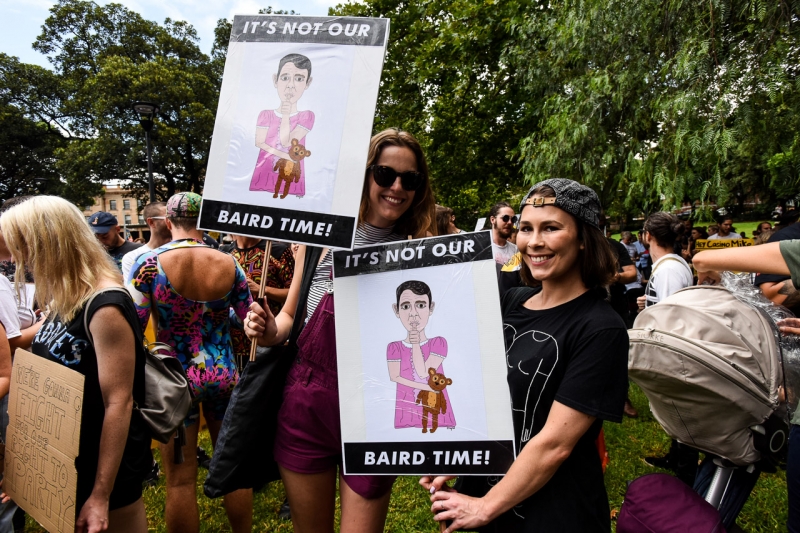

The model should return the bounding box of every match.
[643,455,672,469]
[278,497,291,520]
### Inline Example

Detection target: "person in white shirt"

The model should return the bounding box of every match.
[489,201,517,265]
[636,212,694,310]
[121,202,172,281]
[706,217,742,240]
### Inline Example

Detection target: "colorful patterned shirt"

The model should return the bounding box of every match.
[127,239,252,404]
[226,241,295,363]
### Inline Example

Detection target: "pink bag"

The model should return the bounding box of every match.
[617,474,726,533]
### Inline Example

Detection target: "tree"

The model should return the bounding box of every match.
[509,0,800,219]
[331,0,534,227]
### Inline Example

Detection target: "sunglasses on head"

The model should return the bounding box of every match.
[497,214,518,224]
[369,165,425,191]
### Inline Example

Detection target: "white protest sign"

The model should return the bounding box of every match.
[333,232,516,475]
[474,217,486,232]
[199,15,390,250]
[5,349,84,533]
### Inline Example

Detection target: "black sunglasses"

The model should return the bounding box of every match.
[497,214,519,224]
[369,165,426,191]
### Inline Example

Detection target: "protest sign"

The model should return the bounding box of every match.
[333,232,516,475]
[5,349,84,533]
[198,15,390,250]
[695,238,754,250]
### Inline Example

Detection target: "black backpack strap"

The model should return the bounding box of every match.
[287,246,323,347]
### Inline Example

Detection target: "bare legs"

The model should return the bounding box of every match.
[278,465,391,533]
[161,419,253,533]
[108,497,148,532]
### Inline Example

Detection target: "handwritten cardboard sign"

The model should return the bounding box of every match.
[695,238,754,250]
[5,349,84,533]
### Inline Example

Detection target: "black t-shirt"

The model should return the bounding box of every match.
[31,290,151,513]
[457,288,629,533]
[608,238,633,316]
[108,241,143,271]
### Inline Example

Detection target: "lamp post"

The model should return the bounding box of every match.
[132,102,160,202]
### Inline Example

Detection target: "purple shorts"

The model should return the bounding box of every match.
[274,360,396,500]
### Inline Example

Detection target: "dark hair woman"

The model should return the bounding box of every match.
[244,128,436,533]
[436,205,460,235]
[636,212,693,310]
[420,178,629,533]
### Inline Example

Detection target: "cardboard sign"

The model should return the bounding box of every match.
[5,349,84,533]
[333,232,516,475]
[198,15,390,250]
[695,238,754,250]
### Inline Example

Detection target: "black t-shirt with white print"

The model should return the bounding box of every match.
[457,287,629,533]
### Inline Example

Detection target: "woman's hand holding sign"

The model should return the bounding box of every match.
[245,302,279,347]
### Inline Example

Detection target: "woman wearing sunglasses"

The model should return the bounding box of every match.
[244,128,436,533]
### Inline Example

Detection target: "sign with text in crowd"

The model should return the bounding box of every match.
[5,349,84,533]
[333,232,516,475]
[198,15,390,250]
[695,238,755,250]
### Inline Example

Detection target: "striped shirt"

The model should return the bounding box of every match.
[305,223,404,320]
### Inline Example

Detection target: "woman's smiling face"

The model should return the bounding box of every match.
[515,201,582,283]
[365,145,417,228]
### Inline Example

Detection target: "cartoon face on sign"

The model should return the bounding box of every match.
[250,53,317,198]
[386,280,456,433]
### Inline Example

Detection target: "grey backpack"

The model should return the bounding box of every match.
[629,285,785,465]
[84,288,192,455]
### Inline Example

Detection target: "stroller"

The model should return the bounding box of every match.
[623,273,797,531]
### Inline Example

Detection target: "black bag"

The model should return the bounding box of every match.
[204,246,322,497]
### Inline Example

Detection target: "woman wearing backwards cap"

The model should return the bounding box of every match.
[421,179,629,533]
[127,192,254,533]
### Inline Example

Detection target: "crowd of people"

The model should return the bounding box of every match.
[0,127,796,533]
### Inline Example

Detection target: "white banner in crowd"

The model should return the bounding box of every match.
[332,232,516,475]
[199,15,390,250]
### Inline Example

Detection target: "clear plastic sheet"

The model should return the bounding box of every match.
[721,271,800,420]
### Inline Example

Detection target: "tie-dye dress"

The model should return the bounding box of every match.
[127,238,252,424]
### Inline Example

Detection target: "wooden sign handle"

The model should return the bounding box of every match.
[249,240,273,362]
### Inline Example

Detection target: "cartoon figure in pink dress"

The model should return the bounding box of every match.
[387,280,456,430]
[250,53,315,197]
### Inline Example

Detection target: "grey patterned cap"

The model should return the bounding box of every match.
[519,178,601,228]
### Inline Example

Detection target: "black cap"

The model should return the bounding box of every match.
[88,211,118,233]
[520,178,602,228]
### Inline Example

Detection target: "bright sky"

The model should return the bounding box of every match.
[0,0,343,68]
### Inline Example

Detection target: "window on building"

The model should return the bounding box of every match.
[138,215,145,225]
[138,199,143,208]
[109,200,117,210]
[124,215,132,225]
[123,199,131,210]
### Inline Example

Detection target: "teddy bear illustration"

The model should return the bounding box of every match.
[415,368,452,433]
[272,138,311,199]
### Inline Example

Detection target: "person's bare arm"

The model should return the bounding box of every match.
[265,287,290,303]
[387,361,434,391]
[616,265,637,284]
[693,242,788,275]
[427,402,595,532]
[0,322,11,399]
[759,280,800,308]
[246,245,307,347]
[76,304,137,532]
[8,321,44,352]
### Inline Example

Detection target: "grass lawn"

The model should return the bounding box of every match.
[24,384,788,532]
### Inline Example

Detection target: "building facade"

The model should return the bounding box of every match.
[82,184,149,240]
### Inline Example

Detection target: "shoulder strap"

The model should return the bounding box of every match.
[287,246,323,347]
[652,256,692,278]
[83,287,132,346]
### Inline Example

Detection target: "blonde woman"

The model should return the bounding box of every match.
[1,196,150,533]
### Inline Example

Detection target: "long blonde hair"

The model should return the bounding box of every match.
[1,196,122,322]
[359,129,437,238]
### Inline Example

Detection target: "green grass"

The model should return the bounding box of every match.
[25,384,788,531]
